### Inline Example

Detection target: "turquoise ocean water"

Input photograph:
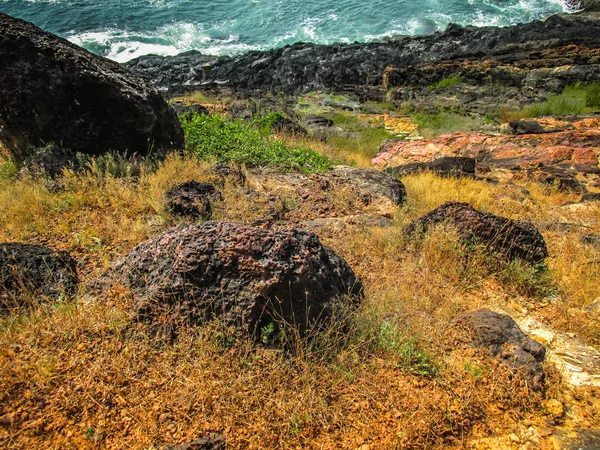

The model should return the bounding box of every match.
[0,0,573,62]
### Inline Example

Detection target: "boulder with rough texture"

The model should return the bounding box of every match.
[170,101,210,121]
[405,202,548,263]
[387,157,476,178]
[165,181,223,220]
[328,166,406,206]
[458,309,546,390]
[0,13,184,162]
[99,222,363,336]
[1,243,78,310]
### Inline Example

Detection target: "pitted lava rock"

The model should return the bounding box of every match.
[1,243,78,310]
[458,309,546,390]
[0,13,183,162]
[405,202,548,263]
[100,222,363,336]
[165,181,223,219]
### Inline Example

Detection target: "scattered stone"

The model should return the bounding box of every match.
[545,399,565,418]
[405,202,548,263]
[458,309,546,390]
[170,101,210,120]
[1,243,78,311]
[304,115,334,128]
[387,157,476,178]
[163,434,225,450]
[213,163,246,186]
[583,297,600,318]
[269,115,308,136]
[328,166,406,207]
[0,13,183,162]
[165,181,223,220]
[98,222,363,337]
[509,120,547,135]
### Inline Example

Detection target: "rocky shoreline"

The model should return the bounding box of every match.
[126,8,600,110]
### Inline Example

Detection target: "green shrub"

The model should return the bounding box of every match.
[585,82,600,108]
[498,260,557,298]
[0,158,19,181]
[181,113,332,173]
[430,75,464,90]
[376,321,439,376]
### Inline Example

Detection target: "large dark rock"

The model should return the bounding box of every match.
[165,181,223,220]
[387,157,476,178]
[328,166,407,207]
[170,101,210,121]
[509,120,548,135]
[0,13,184,163]
[405,202,548,263]
[99,222,363,337]
[458,309,546,390]
[1,243,78,311]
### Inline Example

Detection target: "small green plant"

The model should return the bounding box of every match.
[463,360,483,380]
[260,322,276,344]
[182,113,332,173]
[412,111,481,137]
[0,158,18,180]
[498,260,557,298]
[376,321,439,376]
[430,75,464,90]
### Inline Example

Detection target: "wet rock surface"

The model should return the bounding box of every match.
[0,13,184,162]
[0,243,78,310]
[459,309,546,390]
[165,181,223,220]
[125,12,600,99]
[98,222,363,337]
[406,202,548,263]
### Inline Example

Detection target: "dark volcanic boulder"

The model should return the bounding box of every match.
[0,13,184,162]
[1,243,78,310]
[387,157,476,178]
[170,101,210,121]
[100,222,363,336]
[509,120,547,135]
[405,202,548,263]
[458,309,546,390]
[165,181,223,220]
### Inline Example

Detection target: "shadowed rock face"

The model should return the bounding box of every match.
[405,202,548,263]
[163,434,226,450]
[165,181,223,220]
[99,222,363,337]
[0,243,78,311]
[0,13,184,162]
[459,309,546,391]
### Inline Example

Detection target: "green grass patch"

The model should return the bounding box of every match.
[430,75,464,90]
[502,81,600,121]
[182,113,332,173]
[412,111,481,137]
[328,128,396,160]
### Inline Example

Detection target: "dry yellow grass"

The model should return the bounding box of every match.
[1,152,599,449]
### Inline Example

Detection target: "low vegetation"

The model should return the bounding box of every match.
[182,113,332,173]
[429,74,464,90]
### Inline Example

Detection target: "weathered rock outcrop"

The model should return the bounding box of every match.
[99,222,363,337]
[165,181,223,220]
[406,202,548,263]
[373,119,600,191]
[1,243,78,310]
[387,157,476,178]
[458,309,546,390]
[125,12,600,100]
[0,13,184,162]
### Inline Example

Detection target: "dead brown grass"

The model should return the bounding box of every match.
[0,154,599,449]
